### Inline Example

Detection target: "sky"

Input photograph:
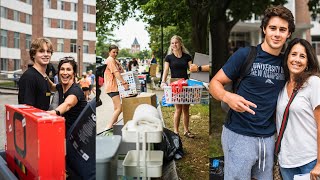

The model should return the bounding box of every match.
[112,18,150,50]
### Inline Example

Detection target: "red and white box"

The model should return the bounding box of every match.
[5,104,65,180]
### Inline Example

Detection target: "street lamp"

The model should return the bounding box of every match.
[78,45,81,77]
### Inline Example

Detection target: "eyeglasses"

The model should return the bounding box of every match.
[59,56,75,61]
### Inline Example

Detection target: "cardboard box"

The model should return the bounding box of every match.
[150,64,157,77]
[122,93,157,124]
[5,104,65,180]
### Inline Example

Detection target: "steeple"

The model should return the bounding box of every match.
[132,37,139,46]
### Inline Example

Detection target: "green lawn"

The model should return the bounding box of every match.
[0,81,16,88]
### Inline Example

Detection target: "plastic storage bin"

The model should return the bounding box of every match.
[96,135,122,180]
[163,86,203,104]
[117,71,141,98]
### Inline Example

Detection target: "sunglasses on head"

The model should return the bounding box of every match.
[59,56,75,61]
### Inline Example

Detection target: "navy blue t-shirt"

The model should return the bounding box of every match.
[222,44,286,137]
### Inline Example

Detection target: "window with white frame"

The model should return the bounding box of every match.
[0,58,8,71]
[83,41,89,53]
[57,19,64,28]
[26,14,32,24]
[70,3,77,12]
[44,0,51,8]
[70,39,77,53]
[14,32,20,48]
[1,30,8,47]
[26,34,31,49]
[0,7,8,18]
[71,21,77,30]
[14,59,21,70]
[83,22,89,31]
[84,5,90,14]
[57,39,64,52]
[44,18,51,27]
[57,0,65,10]
[13,11,20,22]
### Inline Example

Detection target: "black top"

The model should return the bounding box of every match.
[56,83,87,132]
[18,67,51,110]
[165,53,192,79]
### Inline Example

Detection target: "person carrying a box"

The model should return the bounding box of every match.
[161,35,195,138]
[105,45,129,130]
[18,37,54,110]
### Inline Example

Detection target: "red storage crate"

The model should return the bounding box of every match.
[5,104,65,180]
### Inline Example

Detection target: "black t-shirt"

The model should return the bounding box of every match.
[165,53,192,79]
[18,67,51,110]
[56,83,87,132]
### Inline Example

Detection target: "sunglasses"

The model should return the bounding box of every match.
[59,56,75,61]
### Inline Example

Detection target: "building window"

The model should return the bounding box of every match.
[71,21,77,30]
[70,39,77,53]
[84,5,90,14]
[0,59,8,71]
[14,32,20,48]
[57,19,64,28]
[70,3,77,12]
[14,59,21,70]
[26,34,31,49]
[83,22,89,31]
[83,41,89,54]
[44,0,51,8]
[0,7,8,18]
[1,30,8,47]
[26,14,32,24]
[13,11,20,22]
[44,18,51,27]
[57,39,64,52]
[57,0,65,10]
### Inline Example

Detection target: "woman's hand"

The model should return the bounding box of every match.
[160,82,167,88]
[310,163,320,180]
[122,81,129,90]
[47,110,56,115]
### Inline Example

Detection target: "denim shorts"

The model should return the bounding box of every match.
[280,159,317,180]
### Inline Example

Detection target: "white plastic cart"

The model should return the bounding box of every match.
[122,123,163,179]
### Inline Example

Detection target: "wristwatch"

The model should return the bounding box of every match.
[198,65,202,72]
[55,109,61,116]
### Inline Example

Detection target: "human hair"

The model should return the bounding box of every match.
[128,58,138,71]
[260,5,295,38]
[58,56,78,80]
[283,38,320,89]
[167,35,190,55]
[29,37,54,61]
[109,44,119,52]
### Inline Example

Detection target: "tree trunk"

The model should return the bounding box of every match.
[188,0,209,54]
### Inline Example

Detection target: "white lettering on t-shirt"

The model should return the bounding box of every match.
[250,63,285,80]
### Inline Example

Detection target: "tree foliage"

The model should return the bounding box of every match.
[309,0,320,21]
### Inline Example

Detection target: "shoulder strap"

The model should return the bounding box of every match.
[274,88,299,156]
[233,46,257,92]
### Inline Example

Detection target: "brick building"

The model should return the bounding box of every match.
[0,0,96,75]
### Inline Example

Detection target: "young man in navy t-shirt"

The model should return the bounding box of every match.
[209,5,295,179]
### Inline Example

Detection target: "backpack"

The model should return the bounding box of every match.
[221,46,257,112]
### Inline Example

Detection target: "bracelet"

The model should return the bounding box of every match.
[199,65,202,72]
[54,109,61,116]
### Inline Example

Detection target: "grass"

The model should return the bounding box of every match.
[161,104,209,180]
[209,99,226,158]
[0,81,16,88]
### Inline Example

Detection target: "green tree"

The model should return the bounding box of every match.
[309,0,320,21]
